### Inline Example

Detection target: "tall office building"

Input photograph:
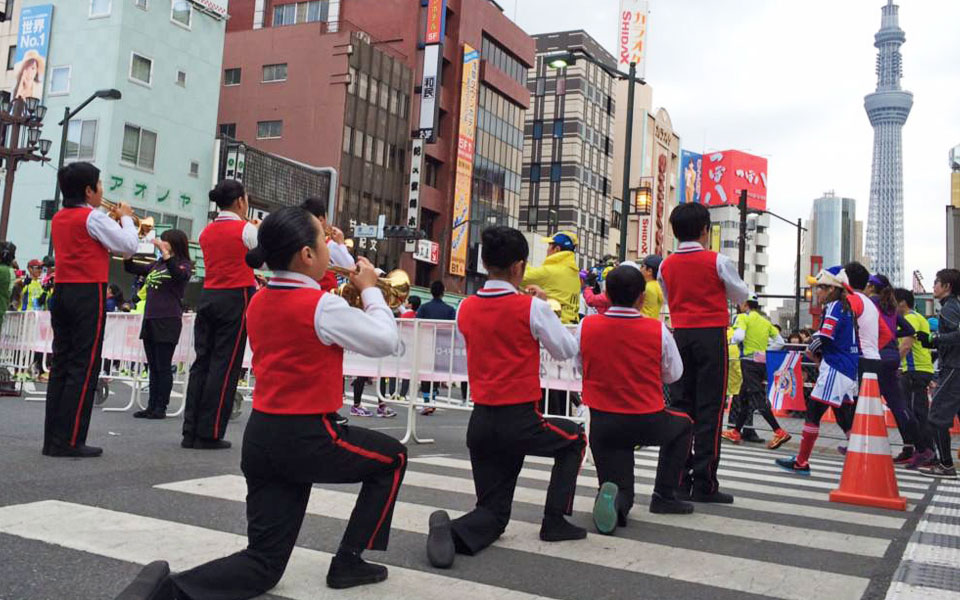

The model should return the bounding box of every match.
[800,192,864,288]
[864,0,912,285]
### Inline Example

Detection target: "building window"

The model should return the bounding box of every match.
[556,78,566,96]
[532,121,542,140]
[135,0,148,9]
[274,0,328,26]
[189,161,199,177]
[374,139,385,166]
[357,72,368,100]
[223,68,241,86]
[552,119,563,138]
[49,66,71,95]
[352,129,363,158]
[481,35,526,86]
[90,0,112,17]
[257,120,283,139]
[130,53,153,86]
[171,0,191,28]
[65,119,98,161]
[5,46,14,71]
[121,124,158,170]
[262,63,287,83]
[530,163,541,183]
[342,125,352,153]
[176,70,186,87]
[550,162,561,182]
[218,123,236,138]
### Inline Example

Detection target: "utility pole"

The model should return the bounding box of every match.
[795,217,802,331]
[617,61,637,262]
[737,188,747,279]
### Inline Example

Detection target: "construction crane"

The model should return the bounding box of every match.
[912,270,927,295]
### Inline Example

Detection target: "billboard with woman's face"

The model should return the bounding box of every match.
[12,5,54,102]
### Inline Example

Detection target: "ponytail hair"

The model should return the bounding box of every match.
[209,179,245,210]
[245,206,319,272]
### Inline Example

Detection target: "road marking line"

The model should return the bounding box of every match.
[158,476,870,600]
[0,500,558,600]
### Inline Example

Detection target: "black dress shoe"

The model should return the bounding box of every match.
[649,492,695,514]
[114,560,174,600]
[539,515,587,542]
[193,439,232,450]
[43,444,103,458]
[180,437,194,449]
[326,553,388,589]
[133,410,151,419]
[426,510,456,568]
[146,411,166,420]
[690,489,734,504]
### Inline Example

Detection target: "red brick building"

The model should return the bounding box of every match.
[218,0,534,292]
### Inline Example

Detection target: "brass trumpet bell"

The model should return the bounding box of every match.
[329,266,411,310]
[101,199,155,238]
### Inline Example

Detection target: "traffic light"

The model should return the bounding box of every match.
[381,225,426,239]
[39,200,56,221]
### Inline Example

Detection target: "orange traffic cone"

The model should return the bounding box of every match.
[829,373,906,511]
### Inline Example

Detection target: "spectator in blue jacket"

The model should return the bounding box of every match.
[417,281,456,320]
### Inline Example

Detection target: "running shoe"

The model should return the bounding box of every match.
[837,444,847,456]
[918,463,958,479]
[593,481,619,535]
[350,405,374,417]
[419,406,436,416]
[775,456,811,476]
[376,405,397,418]
[720,429,742,444]
[331,412,349,425]
[905,449,935,470]
[767,429,793,450]
[893,447,915,465]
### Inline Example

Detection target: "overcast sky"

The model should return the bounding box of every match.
[510,0,960,299]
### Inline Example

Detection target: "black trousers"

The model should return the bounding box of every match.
[667,327,727,495]
[450,403,586,555]
[144,341,177,414]
[590,408,693,514]
[900,370,933,451]
[183,288,252,442]
[43,283,106,452]
[172,411,407,600]
[727,394,757,437]
[734,361,781,432]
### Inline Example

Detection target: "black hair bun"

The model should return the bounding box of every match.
[208,188,221,205]
[245,246,266,269]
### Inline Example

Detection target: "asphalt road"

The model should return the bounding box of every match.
[0,383,954,600]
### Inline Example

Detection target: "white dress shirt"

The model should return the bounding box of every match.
[215,211,259,250]
[269,271,399,358]
[327,240,355,269]
[574,307,684,384]
[658,241,750,306]
[86,207,139,258]
[458,280,579,360]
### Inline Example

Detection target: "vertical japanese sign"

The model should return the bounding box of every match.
[418,45,441,141]
[405,139,424,253]
[424,0,446,44]
[449,44,480,277]
[12,4,53,102]
[636,215,651,256]
[710,223,721,252]
[617,0,648,78]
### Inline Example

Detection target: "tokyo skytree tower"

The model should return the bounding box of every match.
[864,0,912,285]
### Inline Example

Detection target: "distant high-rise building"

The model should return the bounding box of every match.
[800,193,864,298]
[864,0,913,285]
[946,145,960,269]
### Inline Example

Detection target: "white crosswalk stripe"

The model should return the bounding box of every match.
[0,442,926,600]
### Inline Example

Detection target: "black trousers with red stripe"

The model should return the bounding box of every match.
[667,326,728,495]
[182,287,253,442]
[590,408,693,514]
[172,410,407,600]
[450,403,586,555]
[43,283,106,452]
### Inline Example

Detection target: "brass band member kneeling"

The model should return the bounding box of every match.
[115,206,407,598]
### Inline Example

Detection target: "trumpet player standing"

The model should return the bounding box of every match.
[300,197,355,291]
[43,162,138,458]
[181,180,258,450]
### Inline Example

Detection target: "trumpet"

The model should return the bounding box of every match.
[328,265,411,310]
[101,199,155,238]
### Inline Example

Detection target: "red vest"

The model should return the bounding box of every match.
[52,207,109,283]
[581,311,665,414]
[200,218,255,289]
[319,270,338,292]
[660,247,729,328]
[457,290,541,405]
[247,286,344,414]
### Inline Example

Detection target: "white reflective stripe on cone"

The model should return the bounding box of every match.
[855,397,887,417]
[848,432,893,455]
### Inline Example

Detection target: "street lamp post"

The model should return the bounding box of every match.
[545,51,646,262]
[0,92,53,240]
[741,204,807,331]
[46,88,122,257]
